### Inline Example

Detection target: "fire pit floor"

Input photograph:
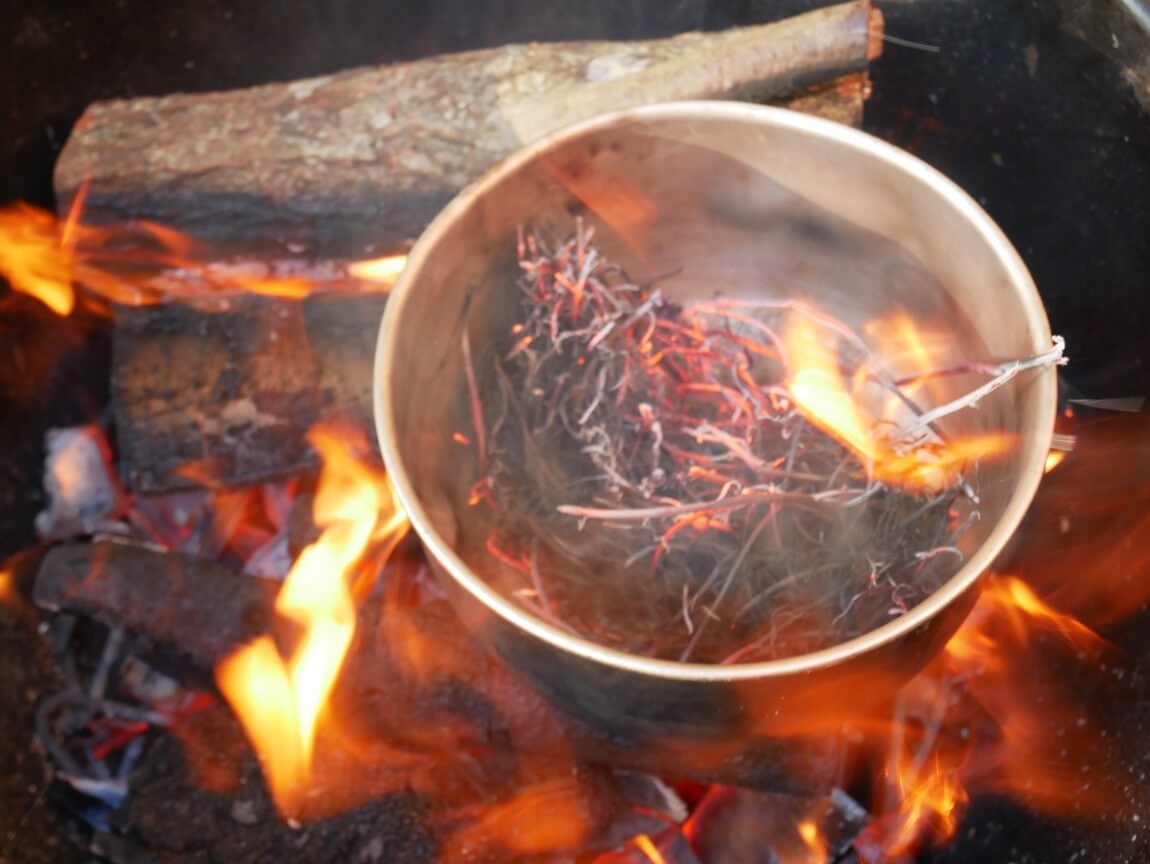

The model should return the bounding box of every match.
[0,610,69,864]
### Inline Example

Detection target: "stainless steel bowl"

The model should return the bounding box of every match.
[374,102,1056,743]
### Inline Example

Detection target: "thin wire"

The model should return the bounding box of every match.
[882,33,942,53]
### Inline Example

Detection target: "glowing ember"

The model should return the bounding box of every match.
[0,568,13,606]
[35,425,121,540]
[215,427,408,815]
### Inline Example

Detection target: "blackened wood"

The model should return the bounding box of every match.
[33,539,280,668]
[34,538,841,794]
[784,71,870,128]
[342,593,842,795]
[54,3,881,257]
[112,291,383,492]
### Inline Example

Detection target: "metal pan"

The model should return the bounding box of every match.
[374,102,1056,744]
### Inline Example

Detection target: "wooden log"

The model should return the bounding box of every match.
[55,3,881,258]
[108,72,870,493]
[94,5,880,492]
[34,539,280,667]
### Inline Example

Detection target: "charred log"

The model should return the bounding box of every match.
[111,291,382,492]
[33,538,842,795]
[34,539,280,668]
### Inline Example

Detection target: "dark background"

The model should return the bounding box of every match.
[1,1,1148,862]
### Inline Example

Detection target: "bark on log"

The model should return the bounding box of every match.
[108,72,869,494]
[55,2,881,257]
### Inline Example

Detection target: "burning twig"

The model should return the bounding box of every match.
[895,336,1067,447]
[466,224,1058,664]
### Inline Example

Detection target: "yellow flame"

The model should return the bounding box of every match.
[784,312,1011,492]
[348,254,407,285]
[864,313,952,398]
[228,275,313,299]
[634,834,669,864]
[787,315,875,458]
[1044,450,1066,473]
[216,427,408,815]
[796,819,827,863]
[884,757,967,857]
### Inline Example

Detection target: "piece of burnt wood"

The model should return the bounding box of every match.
[33,537,842,795]
[54,2,882,257]
[108,70,870,493]
[107,732,438,864]
[112,291,383,492]
[342,589,843,797]
[33,539,280,668]
[784,71,870,128]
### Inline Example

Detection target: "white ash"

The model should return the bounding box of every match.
[244,532,293,581]
[35,426,125,540]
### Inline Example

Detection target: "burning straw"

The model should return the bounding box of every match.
[464,222,1065,664]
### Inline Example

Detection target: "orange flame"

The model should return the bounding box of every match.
[982,577,1107,656]
[0,198,396,315]
[880,756,967,858]
[1014,412,1150,630]
[215,427,408,816]
[865,574,1125,858]
[784,312,1011,492]
[863,313,953,400]
[549,165,657,260]
[633,833,669,864]
[0,203,78,314]
[445,778,591,858]
[0,568,13,607]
